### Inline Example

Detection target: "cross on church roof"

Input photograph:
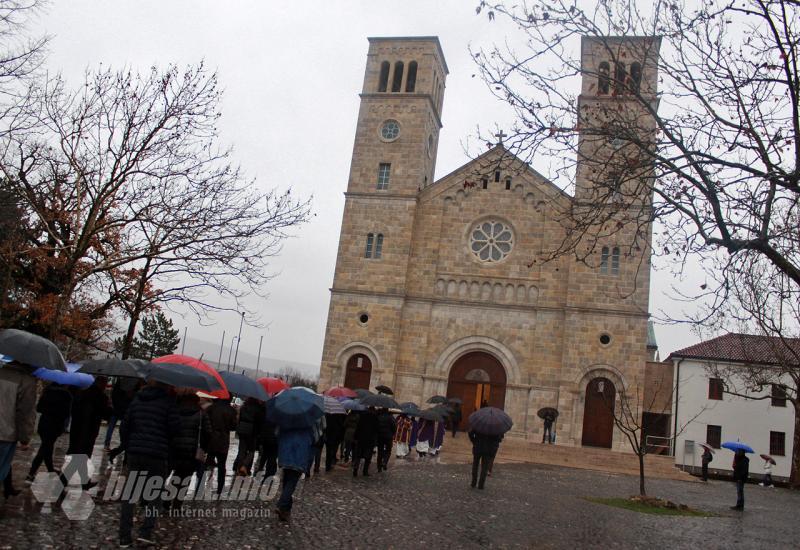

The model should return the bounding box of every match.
[494,130,507,144]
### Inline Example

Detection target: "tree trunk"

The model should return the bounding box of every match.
[121,258,153,359]
[638,452,646,496]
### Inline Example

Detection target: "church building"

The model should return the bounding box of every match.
[319,36,662,449]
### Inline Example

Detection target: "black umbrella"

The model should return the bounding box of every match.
[79,358,149,378]
[355,389,373,399]
[0,329,66,371]
[447,397,463,404]
[433,404,454,417]
[145,361,217,391]
[418,408,446,422]
[537,407,559,420]
[399,401,420,412]
[359,393,399,409]
[375,384,394,395]
[427,395,448,404]
[468,406,513,436]
[218,371,269,401]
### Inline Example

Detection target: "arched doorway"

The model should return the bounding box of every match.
[446,351,507,429]
[581,377,616,448]
[344,353,372,390]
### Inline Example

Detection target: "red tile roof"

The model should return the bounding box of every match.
[668,333,800,366]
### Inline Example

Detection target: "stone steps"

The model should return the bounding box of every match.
[440,434,697,482]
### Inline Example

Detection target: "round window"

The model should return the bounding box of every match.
[469,220,514,263]
[599,333,612,346]
[380,120,400,141]
[358,313,369,324]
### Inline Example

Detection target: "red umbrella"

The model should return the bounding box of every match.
[151,354,229,399]
[760,454,777,465]
[257,377,290,396]
[323,386,357,399]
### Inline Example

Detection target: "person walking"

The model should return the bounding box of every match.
[310,415,326,476]
[731,449,749,510]
[275,425,315,523]
[376,409,396,472]
[65,376,112,489]
[352,408,378,477]
[415,418,434,459]
[105,379,135,451]
[542,413,555,444]
[233,398,264,476]
[394,414,412,458]
[204,398,237,495]
[341,411,359,464]
[118,380,180,547]
[0,361,37,487]
[26,382,72,482]
[761,458,774,487]
[701,446,713,482]
[450,404,462,437]
[468,429,503,490]
[255,416,278,478]
[168,392,209,507]
[324,412,344,472]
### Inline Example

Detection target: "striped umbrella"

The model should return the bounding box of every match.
[323,395,347,414]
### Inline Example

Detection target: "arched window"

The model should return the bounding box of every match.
[600,246,610,273]
[375,234,384,259]
[611,247,620,275]
[378,61,390,93]
[614,62,627,95]
[629,62,642,93]
[391,61,404,92]
[598,62,610,95]
[405,61,418,92]
[365,233,374,258]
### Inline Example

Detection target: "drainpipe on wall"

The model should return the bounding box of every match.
[672,358,684,460]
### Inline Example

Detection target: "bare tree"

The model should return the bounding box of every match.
[278,366,318,391]
[0,64,311,351]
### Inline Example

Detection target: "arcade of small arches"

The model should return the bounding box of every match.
[376,58,444,108]
[597,60,642,95]
[335,342,624,448]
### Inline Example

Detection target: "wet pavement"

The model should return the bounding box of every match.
[1,432,799,549]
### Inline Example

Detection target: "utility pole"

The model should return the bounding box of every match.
[232,311,245,371]
[255,335,264,376]
[227,336,238,370]
[217,330,226,370]
[181,327,187,355]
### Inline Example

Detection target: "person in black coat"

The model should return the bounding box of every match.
[352,408,379,477]
[26,383,72,481]
[468,430,504,489]
[450,404,462,437]
[168,393,210,505]
[254,416,278,478]
[324,413,345,472]
[233,398,264,476]
[204,399,237,494]
[63,377,111,490]
[376,410,396,472]
[731,449,749,510]
[118,381,180,546]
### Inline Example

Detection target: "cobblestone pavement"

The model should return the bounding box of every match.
[1,434,799,549]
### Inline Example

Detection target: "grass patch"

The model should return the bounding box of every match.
[586,497,714,517]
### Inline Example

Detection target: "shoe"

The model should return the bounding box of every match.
[119,537,133,548]
[25,474,35,485]
[82,481,98,491]
[276,508,291,523]
[478,485,485,490]
[759,482,765,486]
[730,505,743,510]
[352,469,358,478]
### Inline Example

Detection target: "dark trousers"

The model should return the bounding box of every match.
[312,443,323,474]
[701,461,709,481]
[29,433,59,475]
[735,479,745,507]
[376,439,392,471]
[255,443,278,478]
[542,424,553,444]
[764,473,773,486]
[233,436,256,474]
[471,453,493,489]
[206,451,228,494]
[325,439,340,471]
[276,468,302,512]
[451,419,459,437]
[119,453,168,541]
[169,458,198,506]
[352,443,374,475]
[342,440,353,462]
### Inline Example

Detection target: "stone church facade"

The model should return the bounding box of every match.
[319,36,661,449]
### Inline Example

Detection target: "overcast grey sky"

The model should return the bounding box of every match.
[33,1,703,374]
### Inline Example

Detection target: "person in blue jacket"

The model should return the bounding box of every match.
[275,426,315,522]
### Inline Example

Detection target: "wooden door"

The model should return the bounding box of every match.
[344,354,372,390]
[581,377,615,448]
[446,351,506,431]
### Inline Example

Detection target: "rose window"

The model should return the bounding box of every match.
[469,220,514,262]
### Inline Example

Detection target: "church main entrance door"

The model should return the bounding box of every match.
[446,351,506,430]
[344,354,372,390]
[581,377,616,448]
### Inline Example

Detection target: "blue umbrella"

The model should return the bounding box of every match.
[721,441,754,453]
[340,399,366,411]
[266,387,324,429]
[218,371,269,401]
[33,362,94,388]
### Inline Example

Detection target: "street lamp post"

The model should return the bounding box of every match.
[232,311,245,371]
[217,330,226,370]
[227,336,239,371]
[255,335,264,376]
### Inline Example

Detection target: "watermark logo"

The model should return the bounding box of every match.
[30,454,285,521]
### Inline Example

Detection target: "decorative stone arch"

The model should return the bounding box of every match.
[334,342,382,389]
[430,336,522,386]
[571,364,629,449]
